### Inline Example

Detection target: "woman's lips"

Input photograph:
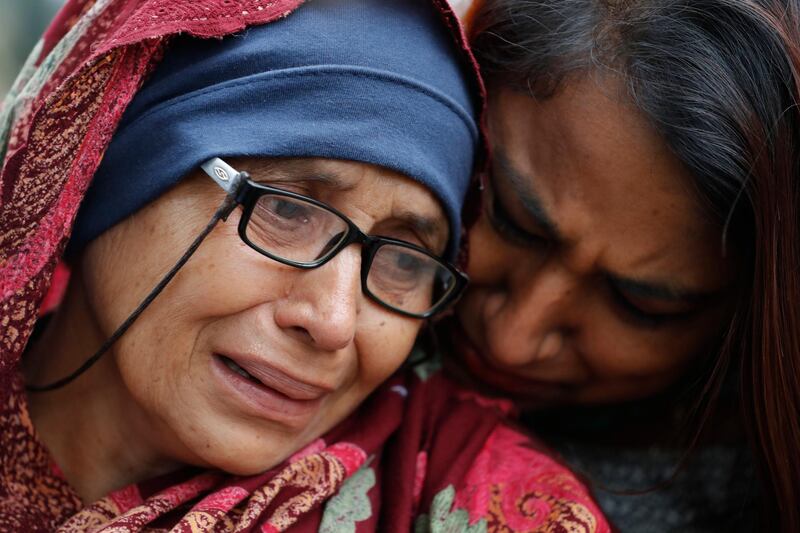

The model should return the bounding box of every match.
[229,356,331,401]
[211,354,328,426]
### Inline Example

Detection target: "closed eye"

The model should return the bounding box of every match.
[608,280,695,328]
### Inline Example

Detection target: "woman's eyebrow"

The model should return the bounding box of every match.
[394,209,448,249]
[247,161,357,191]
[494,147,562,240]
[608,274,720,304]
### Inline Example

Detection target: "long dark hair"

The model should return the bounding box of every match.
[470,0,800,530]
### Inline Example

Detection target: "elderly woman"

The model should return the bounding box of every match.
[0,0,612,531]
[445,0,800,531]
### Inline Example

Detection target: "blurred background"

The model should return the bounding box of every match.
[0,0,65,97]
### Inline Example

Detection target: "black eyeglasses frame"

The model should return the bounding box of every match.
[207,158,468,319]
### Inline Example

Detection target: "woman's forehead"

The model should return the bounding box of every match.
[489,81,733,291]
[236,157,439,196]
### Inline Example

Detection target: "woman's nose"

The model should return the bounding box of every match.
[273,248,361,352]
[482,260,576,367]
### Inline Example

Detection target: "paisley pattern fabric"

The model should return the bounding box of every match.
[453,425,604,532]
[57,443,365,532]
[50,361,610,532]
[0,0,609,531]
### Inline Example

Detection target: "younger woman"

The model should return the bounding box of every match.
[456,0,800,530]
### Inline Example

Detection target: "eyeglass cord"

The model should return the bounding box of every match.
[26,193,240,393]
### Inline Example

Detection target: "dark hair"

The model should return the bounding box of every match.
[471,0,800,530]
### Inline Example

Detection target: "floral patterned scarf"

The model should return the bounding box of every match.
[49,357,609,532]
[0,1,611,531]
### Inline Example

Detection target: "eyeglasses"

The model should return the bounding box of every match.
[201,158,468,318]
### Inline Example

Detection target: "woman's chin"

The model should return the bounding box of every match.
[184,436,292,476]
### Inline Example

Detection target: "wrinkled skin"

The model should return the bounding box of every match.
[26,157,448,502]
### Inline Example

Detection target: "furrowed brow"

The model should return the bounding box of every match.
[394,209,448,253]
[494,147,562,240]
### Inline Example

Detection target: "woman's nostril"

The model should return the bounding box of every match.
[287,325,314,344]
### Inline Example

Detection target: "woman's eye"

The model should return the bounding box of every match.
[255,197,317,231]
[487,190,548,248]
[608,283,690,329]
[375,248,425,281]
[249,196,321,246]
[272,199,309,221]
[393,251,426,276]
[610,290,667,328]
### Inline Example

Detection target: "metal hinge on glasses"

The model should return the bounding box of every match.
[202,157,249,219]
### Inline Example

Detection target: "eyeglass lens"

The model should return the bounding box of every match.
[366,243,456,315]
[245,194,350,263]
[244,193,455,315]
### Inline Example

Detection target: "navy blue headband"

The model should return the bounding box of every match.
[69,0,479,259]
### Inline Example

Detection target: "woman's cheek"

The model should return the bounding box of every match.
[466,215,513,283]
[356,314,420,391]
[576,311,710,385]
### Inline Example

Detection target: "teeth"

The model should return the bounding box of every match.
[223,357,259,383]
